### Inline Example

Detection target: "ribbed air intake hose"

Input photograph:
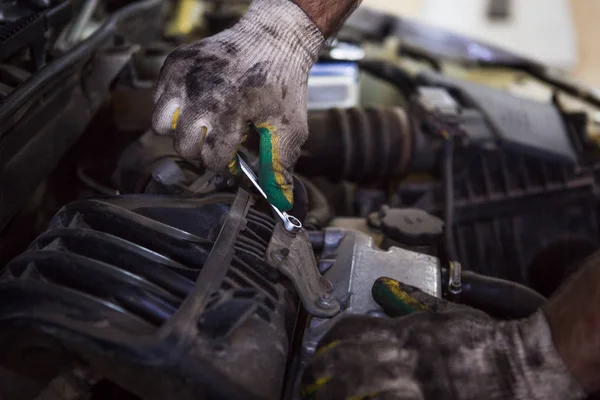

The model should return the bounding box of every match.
[297,107,413,183]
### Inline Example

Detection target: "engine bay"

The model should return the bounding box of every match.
[2,0,600,398]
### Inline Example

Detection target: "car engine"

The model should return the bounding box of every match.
[1,0,599,399]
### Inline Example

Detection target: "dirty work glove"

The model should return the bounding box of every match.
[152,0,325,211]
[301,277,584,400]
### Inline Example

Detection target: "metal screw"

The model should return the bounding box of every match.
[448,261,462,295]
[315,293,338,310]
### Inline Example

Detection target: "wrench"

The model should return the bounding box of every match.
[236,154,303,234]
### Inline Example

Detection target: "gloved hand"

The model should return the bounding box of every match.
[301,277,585,400]
[152,0,325,211]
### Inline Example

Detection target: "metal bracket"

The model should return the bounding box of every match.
[266,223,340,318]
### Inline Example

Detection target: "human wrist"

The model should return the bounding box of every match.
[292,0,363,37]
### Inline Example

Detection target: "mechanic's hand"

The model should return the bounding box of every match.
[302,277,585,400]
[152,0,324,211]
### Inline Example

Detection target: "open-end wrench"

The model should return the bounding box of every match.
[236,154,303,234]
[237,154,339,317]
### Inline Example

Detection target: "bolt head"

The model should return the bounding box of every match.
[315,293,338,310]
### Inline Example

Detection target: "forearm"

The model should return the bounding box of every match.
[292,0,362,37]
[545,250,600,392]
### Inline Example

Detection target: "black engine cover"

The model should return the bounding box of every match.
[0,192,297,400]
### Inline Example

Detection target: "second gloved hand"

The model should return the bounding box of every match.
[302,278,585,400]
[152,0,324,211]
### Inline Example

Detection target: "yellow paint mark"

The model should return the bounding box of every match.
[228,158,240,175]
[171,107,181,130]
[199,126,208,147]
[301,376,332,397]
[316,340,340,356]
[380,277,428,312]
[227,134,245,175]
[256,122,277,133]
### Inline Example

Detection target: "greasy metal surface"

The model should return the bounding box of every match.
[302,228,442,356]
[266,223,340,317]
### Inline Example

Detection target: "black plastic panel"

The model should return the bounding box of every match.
[0,193,297,400]
[400,146,599,291]
[418,71,577,164]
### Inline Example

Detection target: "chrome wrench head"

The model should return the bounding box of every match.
[236,155,302,234]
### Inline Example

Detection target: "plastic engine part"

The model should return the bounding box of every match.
[297,107,413,183]
[0,192,297,400]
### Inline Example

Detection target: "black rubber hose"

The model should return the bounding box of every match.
[358,59,418,96]
[308,231,325,251]
[289,175,308,225]
[298,107,412,183]
[297,175,333,230]
[442,137,458,262]
[76,166,120,196]
[460,270,547,319]
[478,60,600,109]
[441,136,546,319]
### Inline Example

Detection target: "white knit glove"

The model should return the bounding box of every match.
[152,0,325,211]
